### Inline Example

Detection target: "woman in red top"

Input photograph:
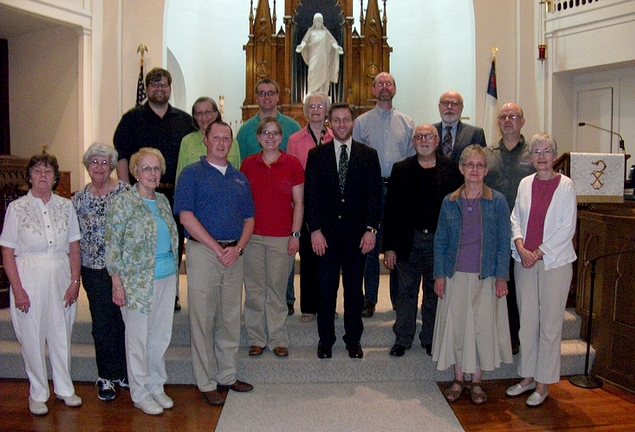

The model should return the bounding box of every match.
[240,117,304,357]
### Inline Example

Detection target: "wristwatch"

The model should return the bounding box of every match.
[366,227,378,235]
[291,231,301,239]
[237,246,244,256]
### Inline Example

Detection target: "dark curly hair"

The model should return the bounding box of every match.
[26,153,61,190]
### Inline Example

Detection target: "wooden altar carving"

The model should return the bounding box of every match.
[242,0,392,125]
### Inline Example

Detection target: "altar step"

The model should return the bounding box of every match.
[0,275,593,385]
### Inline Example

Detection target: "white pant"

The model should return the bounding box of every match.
[10,254,77,402]
[121,275,176,403]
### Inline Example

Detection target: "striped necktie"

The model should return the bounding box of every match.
[442,126,453,157]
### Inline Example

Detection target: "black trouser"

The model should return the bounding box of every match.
[507,256,520,348]
[81,266,127,380]
[299,222,319,315]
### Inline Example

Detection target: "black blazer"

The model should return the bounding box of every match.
[434,121,487,162]
[304,141,382,244]
[382,155,463,261]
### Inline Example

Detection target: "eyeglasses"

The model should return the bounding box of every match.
[31,166,54,176]
[309,104,325,110]
[374,81,394,88]
[140,166,162,174]
[149,81,169,89]
[498,114,522,121]
[439,100,463,108]
[260,130,281,137]
[413,133,436,142]
[90,159,110,167]
[257,90,278,97]
[530,148,554,156]
[462,162,486,170]
[195,110,216,118]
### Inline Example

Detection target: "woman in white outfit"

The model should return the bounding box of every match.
[506,133,577,406]
[0,153,82,415]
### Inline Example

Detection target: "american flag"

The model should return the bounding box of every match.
[136,63,147,107]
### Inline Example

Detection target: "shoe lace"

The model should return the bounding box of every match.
[96,378,115,391]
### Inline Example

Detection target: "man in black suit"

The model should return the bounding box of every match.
[434,90,487,161]
[383,124,463,357]
[305,103,382,359]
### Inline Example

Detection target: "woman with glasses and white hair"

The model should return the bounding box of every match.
[506,133,577,407]
[432,145,513,405]
[73,143,130,401]
[105,147,179,415]
[287,92,334,322]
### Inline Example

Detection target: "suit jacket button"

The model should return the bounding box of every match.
[338,215,342,219]
[341,198,345,203]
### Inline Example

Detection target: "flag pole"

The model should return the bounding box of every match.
[483,46,499,147]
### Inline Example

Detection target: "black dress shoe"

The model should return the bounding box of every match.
[512,342,520,356]
[422,343,432,356]
[317,343,332,359]
[346,344,364,359]
[389,344,408,357]
[174,296,181,311]
[287,303,295,315]
[216,380,253,393]
[361,301,375,318]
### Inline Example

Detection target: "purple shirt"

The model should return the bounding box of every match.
[456,197,482,273]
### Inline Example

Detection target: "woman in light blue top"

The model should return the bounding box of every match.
[106,147,179,416]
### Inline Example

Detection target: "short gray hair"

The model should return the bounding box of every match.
[82,142,118,171]
[303,92,330,118]
[528,132,558,156]
[459,144,487,167]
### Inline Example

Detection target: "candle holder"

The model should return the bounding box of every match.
[538,44,547,61]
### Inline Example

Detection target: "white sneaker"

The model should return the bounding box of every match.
[152,392,174,409]
[134,394,163,415]
[29,397,48,415]
[56,393,82,407]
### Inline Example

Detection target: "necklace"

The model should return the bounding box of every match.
[464,189,482,212]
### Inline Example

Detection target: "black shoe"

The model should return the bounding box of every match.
[174,296,181,312]
[346,344,364,359]
[287,303,295,316]
[361,301,375,318]
[422,343,432,356]
[317,343,332,359]
[96,378,116,401]
[512,342,520,356]
[389,344,408,357]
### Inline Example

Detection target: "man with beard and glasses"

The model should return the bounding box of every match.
[352,72,415,317]
[434,90,486,162]
[113,68,195,311]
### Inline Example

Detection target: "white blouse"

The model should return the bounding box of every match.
[0,191,81,256]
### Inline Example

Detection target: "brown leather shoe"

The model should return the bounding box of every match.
[201,390,225,406]
[273,347,289,357]
[249,346,264,356]
[217,380,254,393]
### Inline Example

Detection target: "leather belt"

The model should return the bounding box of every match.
[217,240,238,249]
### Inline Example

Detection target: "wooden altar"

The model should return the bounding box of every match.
[242,0,392,125]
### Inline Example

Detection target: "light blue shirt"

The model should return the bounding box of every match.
[353,105,415,177]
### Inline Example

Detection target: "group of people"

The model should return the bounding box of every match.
[0,67,576,417]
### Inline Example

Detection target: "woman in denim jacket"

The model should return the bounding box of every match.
[432,145,513,405]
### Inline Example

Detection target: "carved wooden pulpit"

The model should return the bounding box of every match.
[242,0,392,125]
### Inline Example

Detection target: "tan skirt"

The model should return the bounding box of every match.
[432,272,513,373]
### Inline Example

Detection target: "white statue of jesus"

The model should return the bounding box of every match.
[296,13,344,95]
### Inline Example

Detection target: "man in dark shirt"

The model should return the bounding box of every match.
[484,102,535,354]
[113,67,195,310]
[383,124,463,356]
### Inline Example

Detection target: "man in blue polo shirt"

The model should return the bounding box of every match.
[174,120,255,407]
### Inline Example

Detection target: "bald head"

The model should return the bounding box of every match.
[497,102,525,146]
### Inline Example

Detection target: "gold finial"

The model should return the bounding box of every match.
[137,44,148,65]
[490,45,498,61]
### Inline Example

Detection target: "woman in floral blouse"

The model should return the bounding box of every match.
[0,153,82,415]
[73,143,130,402]
[105,147,179,416]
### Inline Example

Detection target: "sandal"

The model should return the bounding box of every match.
[470,382,488,405]
[301,314,315,323]
[443,379,466,403]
